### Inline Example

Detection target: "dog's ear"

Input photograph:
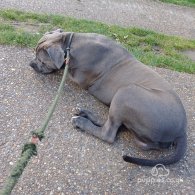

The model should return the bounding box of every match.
[46,45,64,69]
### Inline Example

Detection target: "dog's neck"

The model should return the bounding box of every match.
[63,32,74,55]
[61,32,74,68]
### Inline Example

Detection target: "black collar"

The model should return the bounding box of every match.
[62,33,74,68]
[64,33,74,61]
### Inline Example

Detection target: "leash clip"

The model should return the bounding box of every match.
[64,57,70,65]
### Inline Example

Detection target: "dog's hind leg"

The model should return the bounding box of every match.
[134,137,160,151]
[71,85,149,143]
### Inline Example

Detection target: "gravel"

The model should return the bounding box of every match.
[0,0,195,194]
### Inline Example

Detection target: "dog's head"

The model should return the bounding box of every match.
[30,29,66,74]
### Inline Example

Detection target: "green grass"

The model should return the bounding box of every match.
[160,0,195,7]
[0,23,41,47]
[0,9,195,73]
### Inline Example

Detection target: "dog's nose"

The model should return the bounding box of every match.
[29,61,40,72]
[29,61,36,68]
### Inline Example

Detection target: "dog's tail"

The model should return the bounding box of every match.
[123,134,187,166]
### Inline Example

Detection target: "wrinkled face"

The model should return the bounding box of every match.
[29,29,65,74]
[30,49,57,74]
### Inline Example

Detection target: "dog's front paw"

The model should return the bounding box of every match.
[71,116,87,131]
[72,107,89,118]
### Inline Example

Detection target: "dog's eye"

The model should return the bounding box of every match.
[42,61,47,66]
[37,58,46,66]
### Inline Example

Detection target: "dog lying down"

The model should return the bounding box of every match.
[30,29,187,166]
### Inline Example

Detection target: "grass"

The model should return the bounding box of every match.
[0,9,195,73]
[160,0,195,7]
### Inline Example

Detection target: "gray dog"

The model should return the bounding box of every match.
[30,29,187,166]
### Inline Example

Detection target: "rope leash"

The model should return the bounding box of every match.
[0,33,74,195]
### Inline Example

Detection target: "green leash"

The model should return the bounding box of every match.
[0,33,74,195]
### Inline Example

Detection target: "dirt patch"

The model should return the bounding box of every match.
[152,45,164,54]
[6,21,50,34]
[182,50,195,61]
[11,22,40,33]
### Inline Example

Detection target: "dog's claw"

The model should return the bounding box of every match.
[72,107,81,116]
[71,116,85,131]
[71,116,79,128]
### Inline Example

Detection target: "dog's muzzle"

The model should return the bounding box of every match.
[29,61,40,72]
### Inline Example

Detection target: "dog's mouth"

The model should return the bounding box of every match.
[29,61,55,74]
